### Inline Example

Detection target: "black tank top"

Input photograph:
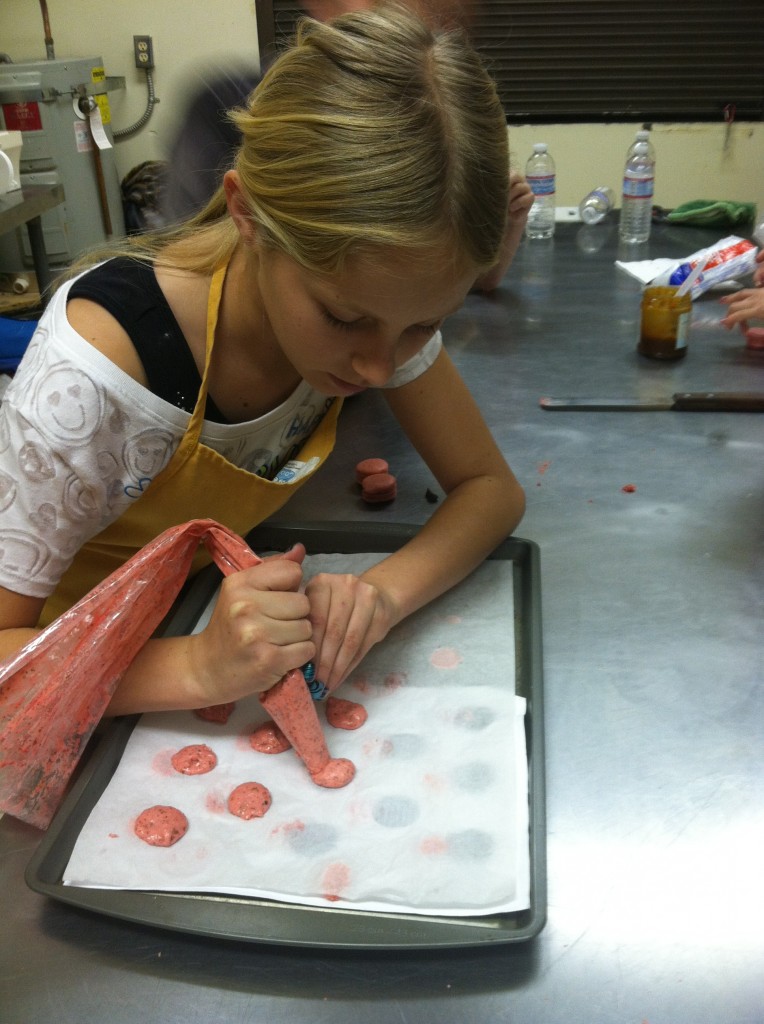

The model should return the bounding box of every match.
[68,258,226,423]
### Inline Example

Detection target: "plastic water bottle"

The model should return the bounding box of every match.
[578,186,614,225]
[627,129,656,164]
[619,140,655,243]
[525,143,555,240]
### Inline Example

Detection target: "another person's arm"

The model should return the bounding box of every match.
[720,286,764,329]
[720,250,764,328]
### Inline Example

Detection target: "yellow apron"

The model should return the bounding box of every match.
[40,261,341,626]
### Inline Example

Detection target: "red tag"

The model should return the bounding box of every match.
[2,101,43,131]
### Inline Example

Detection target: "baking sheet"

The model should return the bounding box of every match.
[26,522,546,948]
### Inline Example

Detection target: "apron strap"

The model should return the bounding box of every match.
[185,262,227,446]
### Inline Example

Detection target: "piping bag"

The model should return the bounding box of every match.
[0,518,350,830]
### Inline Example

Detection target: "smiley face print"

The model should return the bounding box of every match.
[31,363,105,446]
[122,429,177,486]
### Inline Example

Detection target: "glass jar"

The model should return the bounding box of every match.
[638,285,692,360]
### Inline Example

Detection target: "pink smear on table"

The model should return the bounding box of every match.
[621,484,637,493]
[270,819,306,838]
[423,773,446,792]
[429,647,463,670]
[421,836,448,856]
[322,861,351,901]
[383,672,407,691]
[362,737,394,758]
[151,749,176,777]
[205,790,227,814]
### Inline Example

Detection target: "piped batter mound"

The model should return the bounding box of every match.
[326,696,368,730]
[170,743,218,775]
[249,722,291,754]
[309,758,356,788]
[134,805,189,847]
[227,782,272,819]
[194,702,236,724]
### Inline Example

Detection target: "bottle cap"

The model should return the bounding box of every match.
[533,142,547,153]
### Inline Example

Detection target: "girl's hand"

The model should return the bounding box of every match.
[305,572,398,691]
[191,553,315,704]
[720,287,764,329]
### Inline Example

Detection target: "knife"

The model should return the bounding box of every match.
[539,391,764,412]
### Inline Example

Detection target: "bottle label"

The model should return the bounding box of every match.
[527,174,555,197]
[622,175,654,200]
[675,311,690,350]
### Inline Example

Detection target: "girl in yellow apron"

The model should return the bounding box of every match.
[0,3,524,714]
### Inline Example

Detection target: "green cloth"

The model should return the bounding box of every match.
[666,199,756,228]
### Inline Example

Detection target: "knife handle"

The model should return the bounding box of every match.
[672,392,764,411]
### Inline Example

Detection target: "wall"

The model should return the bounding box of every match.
[508,123,763,217]
[3,0,763,220]
[2,0,260,180]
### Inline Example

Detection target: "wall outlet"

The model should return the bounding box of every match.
[555,206,581,223]
[133,35,154,70]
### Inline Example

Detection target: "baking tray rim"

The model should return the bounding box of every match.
[24,520,546,950]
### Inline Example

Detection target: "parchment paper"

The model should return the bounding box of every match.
[63,555,530,916]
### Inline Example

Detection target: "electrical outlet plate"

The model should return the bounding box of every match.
[555,207,581,223]
[133,35,154,70]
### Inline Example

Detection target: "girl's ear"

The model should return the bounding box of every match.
[223,170,257,245]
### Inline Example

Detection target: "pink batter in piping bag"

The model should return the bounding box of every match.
[260,670,354,789]
[0,518,352,830]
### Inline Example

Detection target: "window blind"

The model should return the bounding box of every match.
[256,0,764,122]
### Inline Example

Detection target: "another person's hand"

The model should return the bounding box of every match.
[753,247,764,287]
[473,171,533,293]
[190,547,315,704]
[720,285,764,329]
[304,571,398,691]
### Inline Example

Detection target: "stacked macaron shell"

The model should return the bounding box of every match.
[356,458,397,504]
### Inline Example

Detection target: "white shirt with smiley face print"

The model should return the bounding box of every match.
[0,271,441,600]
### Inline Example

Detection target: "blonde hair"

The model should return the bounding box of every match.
[74,2,509,277]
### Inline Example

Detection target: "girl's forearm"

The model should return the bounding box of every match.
[359,469,525,628]
[104,633,206,717]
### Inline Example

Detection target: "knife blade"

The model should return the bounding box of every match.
[539,391,764,412]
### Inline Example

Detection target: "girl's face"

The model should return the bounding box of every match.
[255,244,478,397]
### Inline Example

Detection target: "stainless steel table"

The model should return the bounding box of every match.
[1,223,762,1022]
